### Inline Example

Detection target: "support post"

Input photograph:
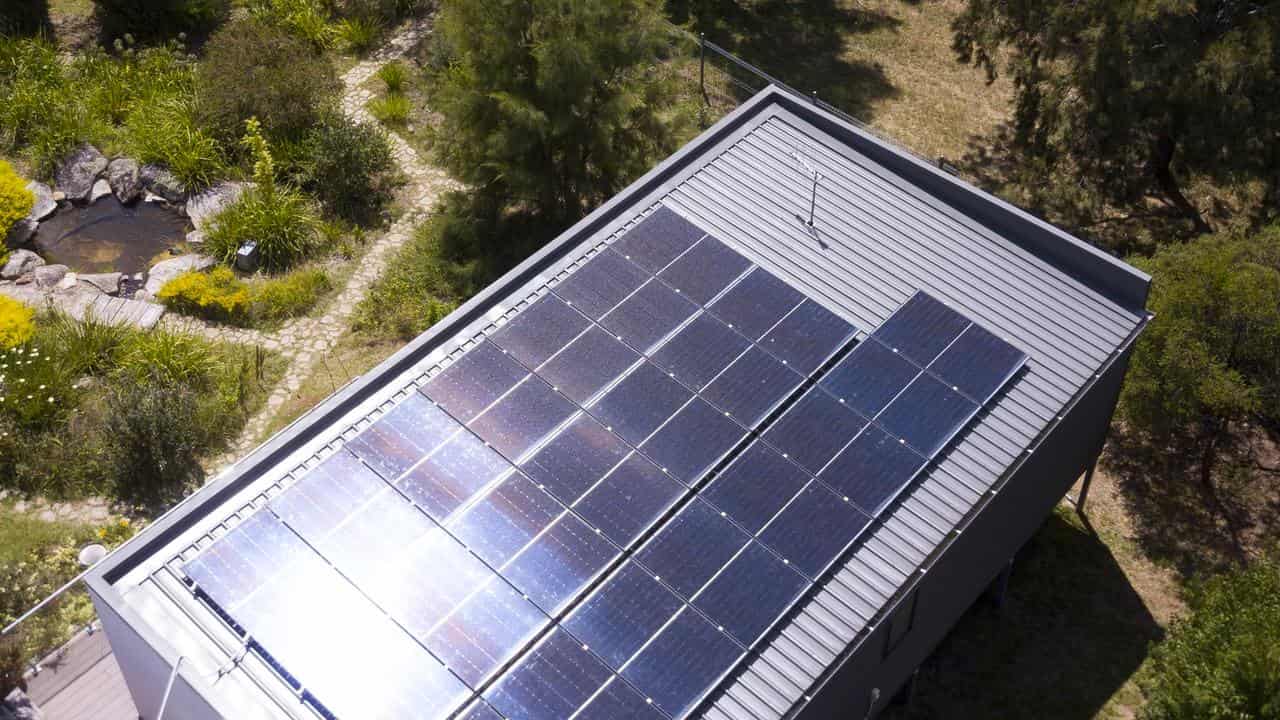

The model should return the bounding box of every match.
[157,656,185,720]
[1076,458,1098,517]
[698,33,708,106]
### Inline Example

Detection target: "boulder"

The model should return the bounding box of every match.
[54,143,108,204]
[5,218,36,247]
[1,249,44,280]
[186,230,206,244]
[106,157,142,204]
[186,181,248,231]
[26,181,56,221]
[54,272,78,291]
[33,264,68,288]
[89,178,112,204]
[143,253,215,295]
[139,164,185,203]
[77,271,122,295]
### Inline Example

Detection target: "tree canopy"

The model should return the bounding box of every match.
[428,0,688,223]
[953,0,1280,236]
[1119,225,1280,491]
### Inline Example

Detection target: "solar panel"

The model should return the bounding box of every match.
[762,387,869,476]
[701,441,808,534]
[397,430,510,523]
[707,267,804,341]
[649,312,750,391]
[658,235,752,305]
[574,454,683,548]
[500,513,618,614]
[759,299,856,375]
[700,346,805,428]
[927,323,1025,403]
[692,541,810,646]
[562,562,683,670]
[468,376,576,459]
[876,373,980,457]
[578,679,667,720]
[457,700,505,720]
[599,279,699,353]
[872,291,970,366]
[553,249,648,320]
[537,326,639,405]
[423,340,528,422]
[612,205,705,274]
[267,450,386,540]
[818,424,927,516]
[758,481,873,579]
[620,608,743,718]
[449,473,561,568]
[345,393,456,481]
[520,414,630,505]
[485,629,613,720]
[819,338,921,418]
[633,499,749,598]
[639,398,745,485]
[491,294,591,369]
[589,362,691,446]
[426,578,548,687]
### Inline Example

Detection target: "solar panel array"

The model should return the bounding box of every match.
[183,205,1026,720]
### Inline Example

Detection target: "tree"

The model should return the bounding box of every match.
[428,0,688,224]
[1141,554,1280,720]
[1119,225,1280,497]
[953,0,1280,235]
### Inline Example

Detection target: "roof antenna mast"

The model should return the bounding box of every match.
[791,151,822,227]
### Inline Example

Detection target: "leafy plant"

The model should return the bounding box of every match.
[376,61,408,94]
[246,0,337,50]
[299,113,399,225]
[157,267,253,322]
[125,95,225,190]
[367,92,411,126]
[0,343,70,431]
[41,312,128,377]
[106,383,205,505]
[336,15,382,55]
[0,160,33,240]
[116,330,219,388]
[0,296,35,350]
[250,267,332,321]
[93,0,231,43]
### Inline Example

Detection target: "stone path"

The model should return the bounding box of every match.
[200,18,457,468]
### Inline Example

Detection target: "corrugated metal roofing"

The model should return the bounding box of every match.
[89,89,1146,720]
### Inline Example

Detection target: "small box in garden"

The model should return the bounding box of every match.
[235,241,259,272]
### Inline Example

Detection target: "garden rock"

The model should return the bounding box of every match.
[26,181,56,221]
[89,178,112,204]
[186,181,248,231]
[3,688,44,719]
[5,218,36,247]
[78,272,122,294]
[143,253,215,295]
[1,249,43,280]
[106,157,142,203]
[140,164,185,203]
[34,264,68,288]
[55,143,108,203]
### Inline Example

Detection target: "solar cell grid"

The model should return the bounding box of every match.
[633,498,749,599]
[649,312,750,391]
[692,541,810,647]
[485,628,613,720]
[658,235,752,306]
[499,513,619,615]
[818,424,927,516]
[700,346,805,428]
[345,393,456,482]
[490,293,591,369]
[876,373,980,457]
[578,679,668,720]
[701,440,809,534]
[620,608,743,718]
[520,415,630,505]
[600,278,700,354]
[762,386,869,476]
[449,473,562,569]
[707,266,804,341]
[573,454,684,549]
[396,430,511,523]
[759,299,856,375]
[562,561,683,671]
[267,450,387,541]
[927,322,1026,403]
[612,205,705,274]
[589,361,692,446]
[422,340,528,422]
[758,481,873,580]
[820,338,921,418]
[426,578,549,688]
[536,326,640,405]
[639,397,746,485]
[872,291,970,366]
[468,375,577,460]
[552,248,649,320]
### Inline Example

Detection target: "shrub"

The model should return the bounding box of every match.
[42,313,128,377]
[376,61,408,93]
[157,267,252,322]
[94,0,231,43]
[336,15,382,54]
[0,343,71,431]
[196,19,339,143]
[246,0,337,50]
[0,0,50,37]
[116,330,218,388]
[299,113,399,225]
[251,267,332,321]
[125,96,225,190]
[0,295,34,350]
[368,92,410,126]
[0,160,33,241]
[106,384,203,505]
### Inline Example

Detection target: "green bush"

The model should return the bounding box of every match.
[246,0,337,50]
[195,19,339,143]
[42,313,128,377]
[157,267,252,322]
[106,383,204,504]
[116,330,219,388]
[376,61,408,93]
[251,267,332,321]
[94,0,230,43]
[337,15,382,54]
[368,92,411,126]
[125,96,225,190]
[1141,555,1280,720]
[299,113,399,225]
[0,160,34,241]
[0,343,71,431]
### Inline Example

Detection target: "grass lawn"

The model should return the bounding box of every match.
[0,503,91,566]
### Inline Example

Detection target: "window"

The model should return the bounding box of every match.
[882,590,918,659]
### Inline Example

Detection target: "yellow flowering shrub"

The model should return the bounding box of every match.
[0,295,34,349]
[157,267,252,322]
[0,160,33,240]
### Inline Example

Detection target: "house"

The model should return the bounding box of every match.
[85,86,1151,720]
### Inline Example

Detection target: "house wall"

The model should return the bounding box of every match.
[796,343,1134,720]
[91,592,222,720]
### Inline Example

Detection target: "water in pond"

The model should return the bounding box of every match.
[33,198,189,274]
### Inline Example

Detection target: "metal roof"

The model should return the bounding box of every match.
[86,87,1149,720]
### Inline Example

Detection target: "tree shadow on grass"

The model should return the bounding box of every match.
[885,509,1162,720]
[668,0,901,121]
[1,0,52,37]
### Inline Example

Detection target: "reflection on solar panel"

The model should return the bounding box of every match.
[181,202,1027,719]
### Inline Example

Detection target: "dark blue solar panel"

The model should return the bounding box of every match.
[649,313,750,391]
[759,299,855,375]
[553,249,649,320]
[700,346,805,428]
[876,373,980,457]
[927,323,1026,403]
[873,291,970,366]
[612,205,705,274]
[692,541,810,646]
[449,473,561,568]
[520,415,629,505]
[458,701,505,720]
[562,562,683,670]
[590,362,691,446]
[819,425,927,515]
[762,387,868,476]
[537,326,640,404]
[639,398,745,485]
[600,279,699,354]
[469,376,577,459]
[423,341,528,422]
[759,482,873,579]
[574,454,683,548]
[345,393,457,481]
[578,679,667,720]
[501,513,618,614]
[268,450,387,541]
[707,267,804,341]
[621,609,742,718]
[427,578,548,688]
[485,629,612,720]
[633,499,749,598]
[397,431,511,522]
[491,294,591,369]
[657,235,751,305]
[701,441,809,534]
[820,338,921,417]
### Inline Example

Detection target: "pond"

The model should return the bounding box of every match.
[32,198,189,275]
